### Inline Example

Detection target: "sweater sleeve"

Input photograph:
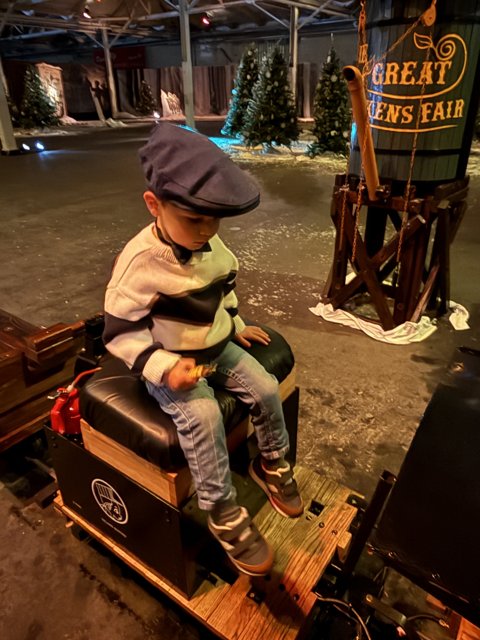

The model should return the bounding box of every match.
[223,270,246,334]
[103,288,180,385]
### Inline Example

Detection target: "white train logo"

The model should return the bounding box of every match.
[91,479,128,525]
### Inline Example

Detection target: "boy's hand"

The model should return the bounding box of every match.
[163,358,199,391]
[235,326,271,348]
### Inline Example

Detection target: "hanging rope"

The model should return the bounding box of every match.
[396,6,436,261]
[350,0,437,266]
[363,0,436,76]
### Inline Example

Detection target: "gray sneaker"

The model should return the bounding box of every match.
[249,455,304,518]
[208,505,274,576]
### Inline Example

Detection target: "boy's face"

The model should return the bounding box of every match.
[144,192,220,250]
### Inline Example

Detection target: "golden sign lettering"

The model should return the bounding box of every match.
[365,31,468,133]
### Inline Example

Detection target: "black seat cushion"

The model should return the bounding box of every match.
[79,324,294,472]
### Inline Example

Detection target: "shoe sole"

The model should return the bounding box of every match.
[249,460,303,518]
[229,557,273,577]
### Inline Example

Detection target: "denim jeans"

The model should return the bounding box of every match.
[145,341,290,510]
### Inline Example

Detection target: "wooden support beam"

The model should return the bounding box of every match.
[179,0,195,129]
[101,28,119,119]
[0,55,17,153]
[323,177,468,329]
[288,7,299,100]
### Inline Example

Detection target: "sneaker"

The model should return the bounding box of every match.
[249,455,304,518]
[208,505,274,577]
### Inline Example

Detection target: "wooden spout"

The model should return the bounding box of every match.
[343,65,380,201]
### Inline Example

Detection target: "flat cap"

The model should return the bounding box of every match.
[139,122,260,216]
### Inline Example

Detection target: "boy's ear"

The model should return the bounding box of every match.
[143,191,162,218]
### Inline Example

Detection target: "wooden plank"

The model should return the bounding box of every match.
[0,410,49,452]
[433,176,469,201]
[54,466,357,640]
[81,419,194,507]
[339,202,395,330]
[206,502,354,640]
[0,308,39,343]
[23,321,84,365]
[323,191,350,299]
[0,353,78,415]
[457,618,480,640]
[0,308,84,366]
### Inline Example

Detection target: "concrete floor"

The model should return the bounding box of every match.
[1,122,479,639]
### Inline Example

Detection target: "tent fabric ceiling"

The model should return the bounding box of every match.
[0,0,358,58]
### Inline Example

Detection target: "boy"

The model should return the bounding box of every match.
[103,122,303,577]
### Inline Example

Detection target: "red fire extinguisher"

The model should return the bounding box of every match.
[50,368,101,435]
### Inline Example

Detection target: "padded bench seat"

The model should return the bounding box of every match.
[79,325,297,506]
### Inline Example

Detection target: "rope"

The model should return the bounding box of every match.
[396,16,435,261]
[352,183,365,263]
[353,0,437,266]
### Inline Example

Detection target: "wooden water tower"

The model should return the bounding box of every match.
[323,0,480,329]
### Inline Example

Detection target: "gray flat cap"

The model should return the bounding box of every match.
[139,122,260,216]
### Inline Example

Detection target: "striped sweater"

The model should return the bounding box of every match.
[103,222,246,385]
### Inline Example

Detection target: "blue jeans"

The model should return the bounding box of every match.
[146,341,290,510]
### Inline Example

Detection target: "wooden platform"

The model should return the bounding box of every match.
[54,466,357,640]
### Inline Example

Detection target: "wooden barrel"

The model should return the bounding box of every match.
[349,0,480,190]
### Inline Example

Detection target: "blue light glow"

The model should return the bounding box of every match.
[209,136,241,150]
[35,141,45,151]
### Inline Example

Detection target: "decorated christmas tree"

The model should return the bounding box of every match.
[19,66,58,129]
[242,48,299,149]
[136,80,158,115]
[308,46,351,156]
[222,44,259,137]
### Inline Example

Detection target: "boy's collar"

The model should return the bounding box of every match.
[154,223,212,264]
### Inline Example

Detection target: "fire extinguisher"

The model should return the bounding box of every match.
[50,368,101,436]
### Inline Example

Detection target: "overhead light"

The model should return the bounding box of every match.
[83,7,92,18]
[201,15,210,26]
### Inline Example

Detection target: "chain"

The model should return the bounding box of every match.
[352,183,365,263]
[357,0,368,65]
[363,0,436,76]
[350,0,436,266]
[396,16,435,261]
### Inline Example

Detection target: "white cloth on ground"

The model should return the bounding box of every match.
[308,302,438,344]
[448,300,470,330]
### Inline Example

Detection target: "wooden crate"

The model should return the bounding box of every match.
[0,309,84,451]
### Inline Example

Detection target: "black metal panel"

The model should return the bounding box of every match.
[45,427,201,597]
[371,348,480,622]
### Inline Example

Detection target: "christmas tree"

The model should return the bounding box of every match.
[242,48,299,149]
[136,80,158,116]
[308,46,351,156]
[19,66,58,129]
[221,44,259,137]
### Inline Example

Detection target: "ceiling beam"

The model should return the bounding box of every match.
[0,11,159,37]
[250,1,289,29]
